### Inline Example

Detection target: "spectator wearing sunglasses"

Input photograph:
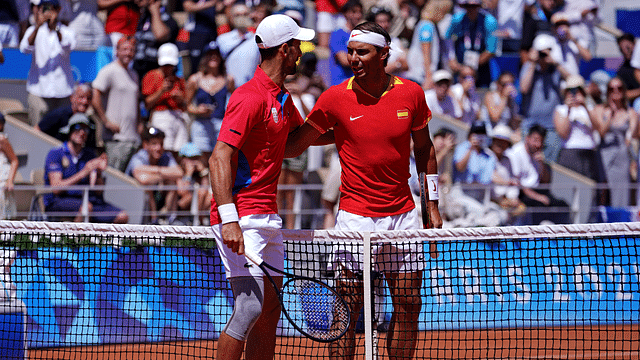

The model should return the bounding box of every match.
[43,114,129,223]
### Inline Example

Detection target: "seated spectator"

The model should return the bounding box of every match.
[488,124,526,225]
[593,77,639,208]
[328,0,363,87]
[585,70,610,108]
[368,6,408,78]
[445,0,497,87]
[453,122,495,202]
[43,114,129,223]
[92,36,141,172]
[520,33,570,163]
[553,75,600,183]
[217,4,260,88]
[132,0,179,80]
[185,40,233,159]
[182,0,219,75]
[520,0,558,64]
[142,42,189,155]
[615,33,640,106]
[97,0,140,48]
[560,0,599,54]
[450,65,481,125]
[505,124,570,225]
[425,70,462,120]
[175,142,211,225]
[125,127,183,224]
[548,12,591,76]
[404,0,452,89]
[0,113,18,219]
[481,71,521,134]
[432,127,456,188]
[66,0,106,49]
[20,0,76,126]
[36,83,97,148]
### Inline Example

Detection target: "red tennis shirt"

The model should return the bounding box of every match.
[306,76,432,217]
[210,67,304,225]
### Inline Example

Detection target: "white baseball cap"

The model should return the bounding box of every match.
[255,14,315,49]
[432,69,453,83]
[532,33,556,52]
[157,43,179,66]
[490,124,513,144]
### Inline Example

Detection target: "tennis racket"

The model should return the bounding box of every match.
[419,172,438,259]
[244,249,351,343]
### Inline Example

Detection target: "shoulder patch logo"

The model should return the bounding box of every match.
[271,107,279,123]
[397,109,409,119]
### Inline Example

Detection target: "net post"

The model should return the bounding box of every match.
[362,231,374,359]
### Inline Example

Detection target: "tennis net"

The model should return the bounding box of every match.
[0,221,638,359]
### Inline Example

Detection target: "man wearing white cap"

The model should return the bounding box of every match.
[285,21,442,359]
[208,14,315,360]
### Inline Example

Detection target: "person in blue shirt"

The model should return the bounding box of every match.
[43,113,129,223]
[328,0,363,86]
[445,0,497,87]
[453,122,496,202]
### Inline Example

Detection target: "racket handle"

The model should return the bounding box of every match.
[244,249,263,266]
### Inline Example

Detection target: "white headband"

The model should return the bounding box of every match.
[348,30,389,48]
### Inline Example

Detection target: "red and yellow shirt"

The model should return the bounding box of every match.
[306,76,431,217]
[210,67,304,224]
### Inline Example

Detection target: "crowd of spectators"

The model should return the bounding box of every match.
[1,0,640,227]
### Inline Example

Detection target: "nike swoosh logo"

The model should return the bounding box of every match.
[350,115,363,121]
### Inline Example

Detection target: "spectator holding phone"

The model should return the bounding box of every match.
[142,42,189,157]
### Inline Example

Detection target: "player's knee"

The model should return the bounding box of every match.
[224,292,263,341]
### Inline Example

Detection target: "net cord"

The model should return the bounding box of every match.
[363,232,374,359]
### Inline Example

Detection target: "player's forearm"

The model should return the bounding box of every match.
[209,149,235,206]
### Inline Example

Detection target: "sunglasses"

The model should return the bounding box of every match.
[608,86,624,92]
[566,87,583,96]
[72,124,90,132]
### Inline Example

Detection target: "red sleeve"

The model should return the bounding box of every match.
[305,90,336,134]
[217,89,266,150]
[142,70,161,96]
[411,85,431,131]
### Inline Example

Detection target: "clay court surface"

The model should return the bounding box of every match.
[29,325,640,359]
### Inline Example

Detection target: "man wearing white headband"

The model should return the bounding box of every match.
[285,21,442,359]
[209,14,316,360]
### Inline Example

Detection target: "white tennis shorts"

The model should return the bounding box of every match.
[329,208,425,274]
[212,214,284,278]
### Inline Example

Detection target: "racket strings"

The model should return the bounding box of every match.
[281,278,350,341]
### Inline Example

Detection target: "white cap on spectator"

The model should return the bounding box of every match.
[532,34,556,52]
[30,0,41,5]
[157,43,179,66]
[432,69,453,83]
[255,14,315,49]
[490,124,514,144]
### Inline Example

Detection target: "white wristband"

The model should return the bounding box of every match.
[426,174,439,201]
[218,203,239,224]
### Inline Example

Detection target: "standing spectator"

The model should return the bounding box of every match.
[36,83,96,148]
[483,0,530,52]
[142,42,189,155]
[314,0,347,55]
[593,77,639,207]
[615,33,640,106]
[217,4,260,88]
[369,6,408,78]
[506,124,570,224]
[97,0,140,48]
[453,122,495,202]
[131,0,179,80]
[20,0,76,126]
[182,0,219,74]
[560,0,599,54]
[66,0,106,49]
[553,74,600,183]
[424,69,462,120]
[481,71,520,133]
[404,0,452,89]
[328,0,362,87]
[125,127,183,224]
[548,12,591,76]
[0,0,21,46]
[449,65,481,125]
[445,0,497,87]
[186,40,233,159]
[0,113,18,219]
[92,36,141,172]
[519,33,569,162]
[43,114,129,223]
[520,0,558,64]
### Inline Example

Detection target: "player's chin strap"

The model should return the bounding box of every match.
[348,29,404,56]
[426,174,439,201]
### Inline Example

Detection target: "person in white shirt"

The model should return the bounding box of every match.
[548,12,591,76]
[425,69,462,120]
[19,0,76,126]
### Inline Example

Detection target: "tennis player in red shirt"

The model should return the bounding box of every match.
[286,21,443,359]
[209,15,315,360]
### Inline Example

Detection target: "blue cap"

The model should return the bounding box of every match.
[40,0,60,7]
[203,40,219,54]
[179,142,202,158]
